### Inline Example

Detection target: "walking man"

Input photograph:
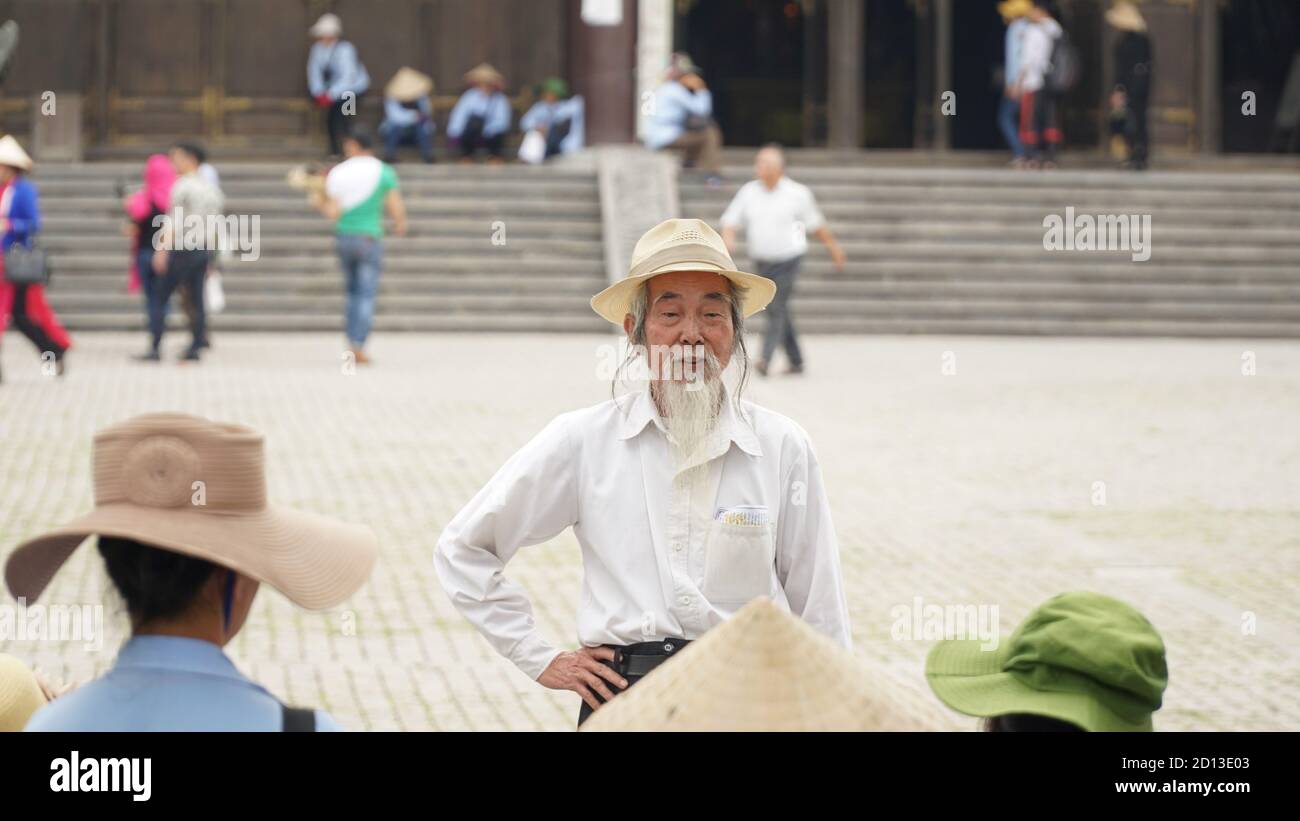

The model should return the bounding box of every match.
[138,142,222,363]
[434,218,851,727]
[312,131,406,364]
[720,145,844,376]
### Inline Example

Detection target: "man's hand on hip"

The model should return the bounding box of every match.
[537,646,628,711]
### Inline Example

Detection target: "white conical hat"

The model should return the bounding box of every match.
[581,598,933,731]
[0,134,33,171]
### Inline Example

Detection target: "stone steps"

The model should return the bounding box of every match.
[28,157,1300,337]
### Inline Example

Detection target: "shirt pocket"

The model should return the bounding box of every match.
[701,519,775,604]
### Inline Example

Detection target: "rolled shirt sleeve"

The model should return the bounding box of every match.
[433,413,580,680]
[798,186,826,233]
[775,429,852,648]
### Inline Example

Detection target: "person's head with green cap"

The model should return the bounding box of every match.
[537,76,569,103]
[926,591,1168,732]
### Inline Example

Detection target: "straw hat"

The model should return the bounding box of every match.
[997,0,1034,21]
[0,134,33,171]
[386,67,434,102]
[309,13,342,38]
[590,218,776,326]
[1105,1,1147,32]
[581,598,932,731]
[0,654,46,732]
[464,62,505,88]
[4,413,378,611]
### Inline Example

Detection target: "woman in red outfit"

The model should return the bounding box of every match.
[0,134,71,383]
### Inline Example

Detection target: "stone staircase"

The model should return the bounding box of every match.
[34,162,610,334]
[682,151,1300,337]
[30,150,1300,337]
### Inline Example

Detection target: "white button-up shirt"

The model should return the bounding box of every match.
[434,386,852,680]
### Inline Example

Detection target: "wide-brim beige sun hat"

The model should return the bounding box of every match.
[4,413,378,611]
[386,67,434,102]
[590,218,776,326]
[1105,2,1147,32]
[0,134,33,171]
[0,654,47,732]
[581,598,933,731]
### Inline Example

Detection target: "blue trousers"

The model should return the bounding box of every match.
[336,234,383,347]
[998,94,1024,158]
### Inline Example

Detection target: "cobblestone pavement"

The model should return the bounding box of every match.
[1,332,1297,731]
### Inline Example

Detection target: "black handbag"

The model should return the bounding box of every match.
[4,239,49,286]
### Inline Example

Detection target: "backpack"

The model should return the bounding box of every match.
[1046,28,1081,93]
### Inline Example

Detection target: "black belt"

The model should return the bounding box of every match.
[609,639,693,677]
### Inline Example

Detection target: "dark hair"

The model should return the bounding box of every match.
[344,129,374,151]
[984,713,1086,732]
[97,536,219,627]
[170,141,206,165]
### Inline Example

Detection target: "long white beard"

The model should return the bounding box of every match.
[655,348,726,473]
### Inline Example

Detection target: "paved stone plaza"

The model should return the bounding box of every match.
[1,332,1297,731]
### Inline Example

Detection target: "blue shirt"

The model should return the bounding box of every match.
[1005,18,1029,87]
[446,88,512,139]
[519,96,585,154]
[307,40,370,99]
[643,81,713,150]
[24,636,343,732]
[383,96,434,130]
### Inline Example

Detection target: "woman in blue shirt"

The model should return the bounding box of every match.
[9,412,380,731]
[0,135,70,383]
[447,63,513,164]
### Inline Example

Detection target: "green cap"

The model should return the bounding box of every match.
[925,591,1168,732]
[538,76,569,98]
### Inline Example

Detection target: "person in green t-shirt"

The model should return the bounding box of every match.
[312,130,407,364]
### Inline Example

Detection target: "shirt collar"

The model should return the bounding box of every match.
[113,635,250,683]
[616,385,763,458]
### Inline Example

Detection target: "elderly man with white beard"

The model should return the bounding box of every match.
[434,218,851,727]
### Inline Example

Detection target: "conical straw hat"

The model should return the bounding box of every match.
[0,654,46,732]
[581,598,932,731]
[386,67,434,102]
[1105,2,1147,32]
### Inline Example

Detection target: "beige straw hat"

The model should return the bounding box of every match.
[590,218,776,326]
[386,67,434,102]
[0,654,46,732]
[1105,2,1147,32]
[0,134,33,171]
[4,413,378,611]
[464,62,505,88]
[581,598,931,731]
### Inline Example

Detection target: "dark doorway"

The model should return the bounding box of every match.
[1220,0,1300,152]
[677,0,807,146]
[863,0,917,147]
[950,0,1005,149]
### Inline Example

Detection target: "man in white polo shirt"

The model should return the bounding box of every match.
[720,144,845,376]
